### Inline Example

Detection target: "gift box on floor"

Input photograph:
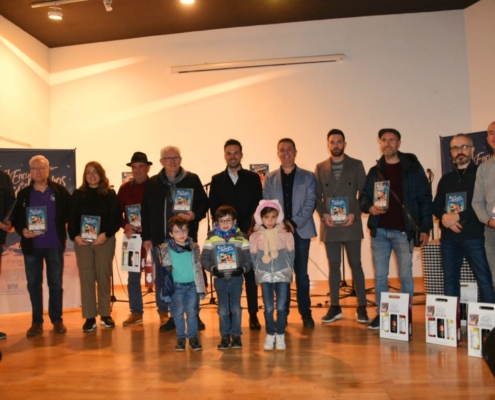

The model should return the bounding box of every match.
[468,303,495,358]
[425,295,461,347]
[460,282,478,329]
[379,292,411,342]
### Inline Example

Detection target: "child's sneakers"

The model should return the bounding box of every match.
[275,334,286,350]
[175,338,186,351]
[231,335,242,349]
[217,334,231,350]
[264,334,275,351]
[189,337,202,351]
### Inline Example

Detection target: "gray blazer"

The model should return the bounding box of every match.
[263,166,317,239]
[314,154,365,242]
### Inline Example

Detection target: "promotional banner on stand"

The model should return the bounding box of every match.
[0,149,79,314]
[440,131,491,174]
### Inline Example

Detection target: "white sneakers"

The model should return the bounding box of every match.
[264,334,286,351]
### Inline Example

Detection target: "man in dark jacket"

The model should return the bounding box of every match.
[433,134,494,303]
[0,170,15,342]
[209,139,263,330]
[141,146,208,331]
[360,129,432,329]
[12,155,71,337]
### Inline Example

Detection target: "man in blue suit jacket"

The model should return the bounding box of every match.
[263,138,317,327]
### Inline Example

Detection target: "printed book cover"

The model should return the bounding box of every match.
[27,206,47,234]
[374,180,390,209]
[126,204,142,227]
[446,192,466,214]
[329,197,348,224]
[81,215,101,242]
[172,188,194,212]
[250,164,269,185]
[215,243,238,271]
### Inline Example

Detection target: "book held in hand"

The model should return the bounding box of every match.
[125,204,142,228]
[374,181,390,209]
[27,206,47,234]
[172,188,194,213]
[215,243,238,271]
[81,215,101,242]
[446,192,466,214]
[329,197,348,224]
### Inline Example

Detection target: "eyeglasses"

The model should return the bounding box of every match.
[162,156,181,163]
[30,167,46,171]
[172,229,188,235]
[218,218,233,224]
[450,145,472,152]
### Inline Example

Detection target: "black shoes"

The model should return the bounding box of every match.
[321,306,344,323]
[0,332,6,340]
[302,313,315,328]
[26,324,43,337]
[356,306,369,324]
[175,338,186,351]
[217,334,231,350]
[189,337,202,351]
[100,316,115,328]
[231,335,242,349]
[368,315,380,330]
[249,314,261,331]
[83,318,96,332]
[159,317,176,332]
[198,316,206,331]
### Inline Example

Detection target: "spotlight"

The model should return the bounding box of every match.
[181,0,194,4]
[48,6,63,20]
[103,0,112,11]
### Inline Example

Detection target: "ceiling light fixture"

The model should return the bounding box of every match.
[103,0,112,12]
[48,6,63,20]
[180,0,194,4]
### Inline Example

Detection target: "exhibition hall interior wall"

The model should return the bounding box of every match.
[1,0,494,285]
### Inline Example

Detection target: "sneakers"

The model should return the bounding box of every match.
[159,311,169,325]
[368,315,380,330]
[26,324,43,337]
[189,337,202,351]
[356,306,369,324]
[302,313,315,328]
[100,316,115,328]
[123,313,143,326]
[217,334,231,350]
[175,338,186,352]
[159,317,175,332]
[0,332,6,340]
[321,306,343,323]
[264,334,276,351]
[249,314,261,331]
[53,322,67,334]
[83,318,96,333]
[275,334,286,350]
[197,316,206,331]
[231,335,242,349]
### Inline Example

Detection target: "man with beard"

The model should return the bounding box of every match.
[360,129,432,330]
[141,146,208,331]
[315,129,369,324]
[209,139,263,330]
[434,134,495,302]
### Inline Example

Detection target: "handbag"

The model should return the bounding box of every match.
[376,168,423,247]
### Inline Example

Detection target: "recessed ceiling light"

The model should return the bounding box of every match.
[180,0,194,4]
[48,6,63,20]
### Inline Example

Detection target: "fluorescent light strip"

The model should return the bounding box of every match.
[171,54,344,74]
[32,0,88,8]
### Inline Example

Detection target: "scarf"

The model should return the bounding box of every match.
[165,238,193,253]
[212,222,239,241]
[261,226,279,263]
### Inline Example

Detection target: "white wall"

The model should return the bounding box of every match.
[0,16,50,150]
[465,0,495,131]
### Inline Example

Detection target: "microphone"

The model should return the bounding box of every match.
[426,168,434,184]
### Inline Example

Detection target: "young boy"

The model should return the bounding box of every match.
[201,205,252,350]
[159,216,206,351]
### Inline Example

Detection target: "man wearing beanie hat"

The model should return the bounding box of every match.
[118,152,154,326]
[263,138,317,328]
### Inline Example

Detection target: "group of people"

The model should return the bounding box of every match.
[1,121,495,352]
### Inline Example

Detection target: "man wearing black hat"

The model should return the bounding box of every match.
[117,152,156,326]
[360,129,432,330]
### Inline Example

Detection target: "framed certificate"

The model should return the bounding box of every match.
[172,188,194,213]
[81,215,100,242]
[27,206,47,234]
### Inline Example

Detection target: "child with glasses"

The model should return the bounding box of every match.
[158,216,206,351]
[201,205,252,350]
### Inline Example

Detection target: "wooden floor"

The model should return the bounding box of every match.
[0,278,494,400]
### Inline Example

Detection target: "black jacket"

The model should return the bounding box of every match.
[432,162,484,240]
[360,151,432,239]
[0,171,15,246]
[141,168,208,244]
[12,180,71,255]
[209,167,262,233]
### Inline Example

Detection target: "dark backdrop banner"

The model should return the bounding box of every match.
[440,131,492,175]
[0,149,80,314]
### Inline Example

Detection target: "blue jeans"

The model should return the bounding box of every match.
[441,237,495,302]
[171,282,198,339]
[154,262,170,315]
[371,228,413,313]
[23,247,64,325]
[262,282,289,335]
[128,271,144,315]
[285,231,311,316]
[214,276,243,336]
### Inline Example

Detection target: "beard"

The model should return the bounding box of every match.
[454,154,470,167]
[331,148,344,157]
